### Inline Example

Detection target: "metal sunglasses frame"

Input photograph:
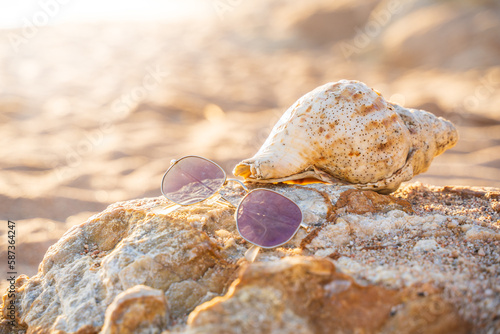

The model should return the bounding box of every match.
[161,155,248,207]
[234,188,304,250]
[160,155,305,260]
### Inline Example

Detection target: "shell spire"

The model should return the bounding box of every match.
[233,80,458,193]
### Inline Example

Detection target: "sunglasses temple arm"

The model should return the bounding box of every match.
[244,244,260,263]
[226,178,249,193]
[217,195,237,208]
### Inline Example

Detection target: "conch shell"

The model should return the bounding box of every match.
[233,80,458,193]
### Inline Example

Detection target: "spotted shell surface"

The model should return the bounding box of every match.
[233,80,458,193]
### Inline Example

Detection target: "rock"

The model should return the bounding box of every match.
[0,275,28,334]
[477,248,486,257]
[413,239,439,252]
[1,182,499,333]
[333,189,414,215]
[464,225,500,241]
[382,288,471,334]
[491,201,500,213]
[187,257,468,334]
[1,198,240,333]
[101,285,169,334]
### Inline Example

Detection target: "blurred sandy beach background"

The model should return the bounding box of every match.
[0,0,499,283]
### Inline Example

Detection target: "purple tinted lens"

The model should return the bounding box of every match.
[236,189,302,248]
[162,156,225,205]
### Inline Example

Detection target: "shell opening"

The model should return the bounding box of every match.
[233,163,252,179]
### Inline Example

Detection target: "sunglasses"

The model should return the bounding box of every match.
[160,155,304,262]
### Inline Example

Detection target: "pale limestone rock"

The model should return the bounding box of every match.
[413,239,440,252]
[1,197,241,333]
[0,183,499,333]
[464,225,500,241]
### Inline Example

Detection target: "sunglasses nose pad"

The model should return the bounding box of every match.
[236,189,303,249]
[161,156,226,205]
[244,245,261,263]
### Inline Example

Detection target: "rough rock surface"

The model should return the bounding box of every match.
[1,182,499,333]
[187,257,468,334]
[100,285,169,334]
